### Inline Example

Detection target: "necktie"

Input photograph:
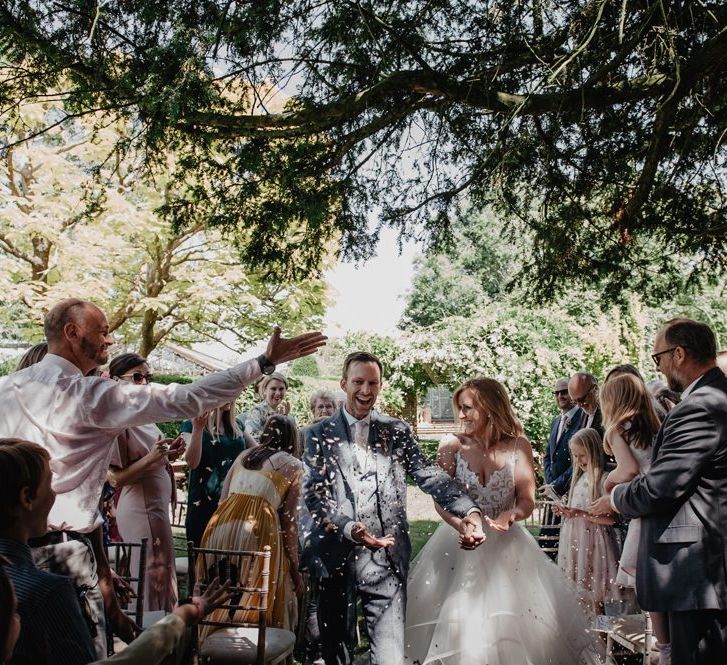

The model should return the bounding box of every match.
[354,420,367,449]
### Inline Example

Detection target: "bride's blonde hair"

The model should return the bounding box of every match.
[452,377,523,446]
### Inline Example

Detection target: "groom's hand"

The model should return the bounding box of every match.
[351,523,395,550]
[458,512,486,550]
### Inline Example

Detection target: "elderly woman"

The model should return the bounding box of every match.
[243,372,291,441]
[308,389,337,423]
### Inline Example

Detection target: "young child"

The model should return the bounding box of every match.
[600,373,670,665]
[556,428,622,616]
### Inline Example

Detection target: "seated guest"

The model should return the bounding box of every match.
[182,402,254,547]
[107,353,184,612]
[0,439,96,665]
[89,579,231,665]
[14,342,48,371]
[197,415,304,640]
[243,373,291,441]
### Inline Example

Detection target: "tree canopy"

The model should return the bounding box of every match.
[1,1,726,298]
[0,101,329,354]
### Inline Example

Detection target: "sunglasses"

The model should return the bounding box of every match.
[552,389,570,396]
[120,372,154,384]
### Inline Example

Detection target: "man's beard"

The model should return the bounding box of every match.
[79,336,107,366]
[666,371,685,393]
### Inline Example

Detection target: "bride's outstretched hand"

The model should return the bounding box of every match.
[458,513,486,550]
[486,511,516,532]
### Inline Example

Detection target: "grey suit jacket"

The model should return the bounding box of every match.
[303,408,477,578]
[613,367,727,611]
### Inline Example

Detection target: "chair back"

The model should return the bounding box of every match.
[105,537,148,627]
[170,500,188,529]
[523,500,562,555]
[187,542,272,664]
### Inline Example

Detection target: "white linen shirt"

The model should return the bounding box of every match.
[0,353,261,533]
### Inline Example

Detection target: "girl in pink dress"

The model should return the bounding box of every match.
[556,428,622,615]
[107,353,184,612]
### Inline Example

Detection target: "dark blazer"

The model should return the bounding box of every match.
[303,408,477,577]
[543,408,582,496]
[613,367,727,611]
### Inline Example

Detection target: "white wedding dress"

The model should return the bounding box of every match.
[404,450,602,665]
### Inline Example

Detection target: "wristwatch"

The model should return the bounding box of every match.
[257,354,275,375]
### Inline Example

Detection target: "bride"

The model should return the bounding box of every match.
[405,377,601,665]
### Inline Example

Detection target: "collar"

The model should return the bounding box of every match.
[682,371,709,398]
[343,408,372,428]
[563,406,579,420]
[0,538,35,566]
[40,353,84,377]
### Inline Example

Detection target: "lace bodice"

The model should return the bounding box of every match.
[454,451,517,517]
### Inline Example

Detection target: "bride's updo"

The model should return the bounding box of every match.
[453,377,524,443]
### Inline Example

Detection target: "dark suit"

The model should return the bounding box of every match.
[613,367,727,664]
[539,408,581,557]
[544,408,582,495]
[304,409,477,665]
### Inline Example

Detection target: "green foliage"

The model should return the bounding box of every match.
[151,374,194,385]
[289,355,320,378]
[2,1,725,300]
[0,357,17,377]
[157,421,183,439]
[400,211,516,329]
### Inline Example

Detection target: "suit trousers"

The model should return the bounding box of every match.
[318,549,406,665]
[669,609,727,665]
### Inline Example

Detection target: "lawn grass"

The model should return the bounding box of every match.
[409,519,439,558]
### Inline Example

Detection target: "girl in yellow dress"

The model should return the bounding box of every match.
[197,415,303,634]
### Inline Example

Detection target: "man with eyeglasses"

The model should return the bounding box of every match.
[537,378,580,558]
[0,298,326,657]
[567,371,604,439]
[591,318,727,664]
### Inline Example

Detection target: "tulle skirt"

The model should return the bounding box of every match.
[405,522,603,665]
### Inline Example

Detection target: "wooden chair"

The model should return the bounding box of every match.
[605,612,654,665]
[523,500,562,556]
[187,542,296,665]
[170,501,189,587]
[105,538,148,628]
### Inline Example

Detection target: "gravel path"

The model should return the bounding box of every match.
[406,484,440,521]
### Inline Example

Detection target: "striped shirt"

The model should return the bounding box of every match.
[0,538,96,665]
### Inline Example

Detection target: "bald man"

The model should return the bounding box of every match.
[568,372,604,438]
[0,298,326,656]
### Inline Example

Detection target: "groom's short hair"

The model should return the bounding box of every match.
[342,351,383,379]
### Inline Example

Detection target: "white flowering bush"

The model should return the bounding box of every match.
[390,304,628,452]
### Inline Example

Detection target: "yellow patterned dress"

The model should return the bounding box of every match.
[197,455,299,637]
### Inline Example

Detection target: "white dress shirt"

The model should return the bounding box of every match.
[0,353,261,533]
[342,409,379,541]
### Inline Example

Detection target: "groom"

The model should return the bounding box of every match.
[304,351,485,665]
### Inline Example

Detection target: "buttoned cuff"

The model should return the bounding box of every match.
[465,507,482,516]
[610,486,621,513]
[343,521,356,541]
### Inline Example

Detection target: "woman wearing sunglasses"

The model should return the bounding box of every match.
[107,353,185,613]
